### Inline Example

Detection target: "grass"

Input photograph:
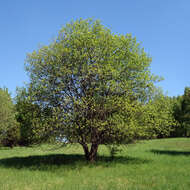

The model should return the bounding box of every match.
[0,138,190,190]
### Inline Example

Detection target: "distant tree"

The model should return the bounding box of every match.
[172,96,184,136]
[0,88,20,147]
[15,87,52,146]
[181,87,190,136]
[25,19,161,162]
[173,87,190,137]
[142,90,176,138]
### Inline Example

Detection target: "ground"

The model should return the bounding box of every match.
[0,138,189,190]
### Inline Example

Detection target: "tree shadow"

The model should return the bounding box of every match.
[0,147,13,150]
[0,153,150,171]
[150,149,190,156]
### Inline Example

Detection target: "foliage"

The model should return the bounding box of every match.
[142,89,176,138]
[25,18,160,161]
[0,88,20,147]
[15,87,52,146]
[107,144,123,160]
[173,87,190,136]
[180,87,190,136]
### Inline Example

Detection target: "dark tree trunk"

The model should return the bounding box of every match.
[82,143,90,161]
[82,143,99,162]
[89,143,98,162]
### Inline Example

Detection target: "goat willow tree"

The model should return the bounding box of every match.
[26,19,159,162]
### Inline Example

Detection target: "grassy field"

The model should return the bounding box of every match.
[0,138,189,190]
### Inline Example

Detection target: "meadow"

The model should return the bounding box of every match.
[0,138,189,190]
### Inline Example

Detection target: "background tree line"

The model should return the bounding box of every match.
[1,86,188,146]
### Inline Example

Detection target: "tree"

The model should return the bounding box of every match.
[181,87,190,136]
[15,87,52,145]
[0,88,20,147]
[173,87,190,136]
[25,19,160,162]
[142,90,176,138]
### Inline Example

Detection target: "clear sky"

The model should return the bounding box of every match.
[0,0,189,97]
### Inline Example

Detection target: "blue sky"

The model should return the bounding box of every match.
[0,0,189,97]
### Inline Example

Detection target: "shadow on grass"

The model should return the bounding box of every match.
[0,147,14,150]
[0,154,150,171]
[151,149,190,156]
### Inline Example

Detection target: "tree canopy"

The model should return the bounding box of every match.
[25,19,168,161]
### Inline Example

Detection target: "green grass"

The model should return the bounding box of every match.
[0,138,190,190]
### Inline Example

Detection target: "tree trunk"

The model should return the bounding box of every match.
[82,143,90,161]
[89,143,98,162]
[82,143,99,162]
